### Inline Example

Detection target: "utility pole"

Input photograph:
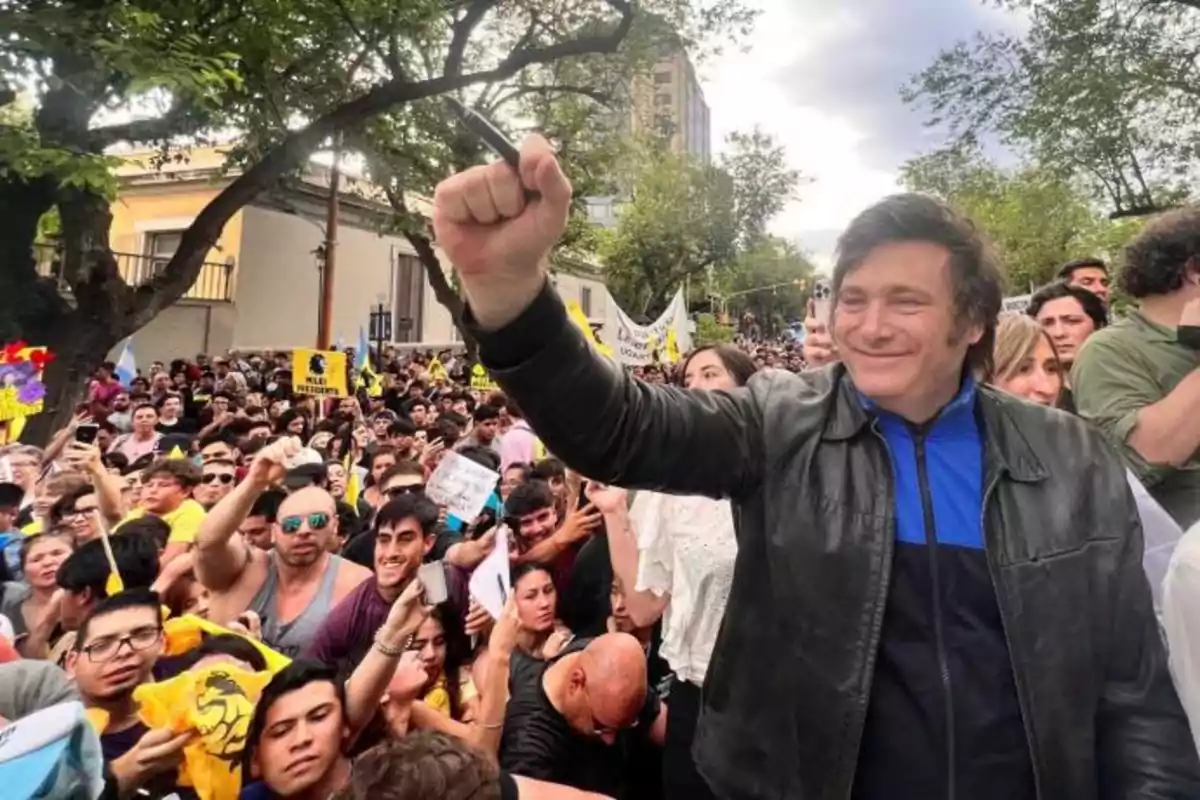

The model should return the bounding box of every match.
[317,139,341,350]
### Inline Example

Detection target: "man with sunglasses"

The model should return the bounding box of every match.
[499,632,666,797]
[194,437,371,658]
[194,458,237,510]
[66,589,194,797]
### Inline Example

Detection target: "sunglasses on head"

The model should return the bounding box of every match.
[202,473,236,485]
[279,511,331,534]
[384,484,425,498]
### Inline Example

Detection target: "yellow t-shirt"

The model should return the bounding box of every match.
[20,519,44,537]
[121,499,207,545]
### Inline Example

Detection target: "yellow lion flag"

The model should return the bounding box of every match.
[664,328,681,364]
[161,614,291,674]
[132,615,291,800]
[566,301,614,358]
[135,663,273,800]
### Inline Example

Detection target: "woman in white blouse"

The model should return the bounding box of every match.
[587,344,757,800]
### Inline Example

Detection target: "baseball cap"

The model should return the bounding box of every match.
[0,700,104,799]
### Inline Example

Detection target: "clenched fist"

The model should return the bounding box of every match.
[432,134,572,330]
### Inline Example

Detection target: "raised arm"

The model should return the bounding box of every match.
[194,437,297,591]
[434,134,765,499]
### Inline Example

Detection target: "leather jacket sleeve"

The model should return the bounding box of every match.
[470,282,765,498]
[1098,480,1200,797]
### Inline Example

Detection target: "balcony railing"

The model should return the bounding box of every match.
[32,243,234,302]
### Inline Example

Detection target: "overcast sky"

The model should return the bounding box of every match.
[703,0,1016,268]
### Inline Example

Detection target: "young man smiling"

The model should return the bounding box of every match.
[432,137,1200,799]
[306,493,440,676]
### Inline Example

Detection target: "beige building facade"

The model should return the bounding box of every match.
[93,150,609,364]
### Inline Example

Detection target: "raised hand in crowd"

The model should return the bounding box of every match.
[433,134,572,329]
[246,435,302,488]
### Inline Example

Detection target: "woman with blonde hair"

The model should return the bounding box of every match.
[986,314,1064,408]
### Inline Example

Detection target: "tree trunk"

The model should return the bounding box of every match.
[403,230,479,362]
[0,176,66,344]
[18,321,114,445]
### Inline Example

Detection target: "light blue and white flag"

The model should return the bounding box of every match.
[113,339,137,388]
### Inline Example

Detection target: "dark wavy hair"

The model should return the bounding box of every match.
[1120,205,1200,298]
[833,193,1005,375]
[678,345,758,388]
[1026,281,1109,331]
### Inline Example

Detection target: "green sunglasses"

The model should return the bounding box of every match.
[279,512,332,535]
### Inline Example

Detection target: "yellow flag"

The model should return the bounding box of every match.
[167,446,186,460]
[427,357,449,384]
[135,662,274,800]
[343,453,361,508]
[161,614,291,675]
[566,301,614,358]
[664,329,681,364]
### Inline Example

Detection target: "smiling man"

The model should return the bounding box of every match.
[431,138,1200,799]
[194,438,371,658]
[306,494,440,676]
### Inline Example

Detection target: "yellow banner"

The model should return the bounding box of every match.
[0,344,50,423]
[292,349,348,397]
[469,363,498,392]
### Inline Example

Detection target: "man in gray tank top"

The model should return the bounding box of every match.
[193,438,372,657]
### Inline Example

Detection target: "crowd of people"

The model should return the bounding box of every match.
[0,135,1198,800]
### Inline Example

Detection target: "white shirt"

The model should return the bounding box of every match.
[632,491,737,685]
[1162,519,1200,755]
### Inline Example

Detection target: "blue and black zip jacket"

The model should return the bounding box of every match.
[851,379,1036,800]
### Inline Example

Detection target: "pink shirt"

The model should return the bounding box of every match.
[109,432,161,464]
[499,420,538,472]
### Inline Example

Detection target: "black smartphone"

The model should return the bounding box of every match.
[75,424,100,445]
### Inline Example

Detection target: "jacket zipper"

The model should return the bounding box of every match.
[914,432,956,800]
[981,470,1044,798]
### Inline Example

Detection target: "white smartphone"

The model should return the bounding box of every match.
[812,278,833,328]
[417,561,450,605]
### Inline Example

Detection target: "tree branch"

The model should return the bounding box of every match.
[445,1,499,77]
[131,0,635,326]
[487,83,613,114]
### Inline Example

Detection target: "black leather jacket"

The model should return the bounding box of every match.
[472,285,1200,799]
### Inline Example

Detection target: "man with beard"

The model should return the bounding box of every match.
[194,438,371,657]
[306,493,439,675]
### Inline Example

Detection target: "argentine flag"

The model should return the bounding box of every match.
[114,339,137,388]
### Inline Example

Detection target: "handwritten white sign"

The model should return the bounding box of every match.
[1001,294,1032,316]
[468,524,512,620]
[425,451,500,523]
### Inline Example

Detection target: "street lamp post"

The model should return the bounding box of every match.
[368,294,391,371]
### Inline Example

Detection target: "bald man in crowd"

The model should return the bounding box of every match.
[194,437,371,657]
[500,632,667,797]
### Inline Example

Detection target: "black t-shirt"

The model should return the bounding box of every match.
[156,417,196,436]
[499,638,662,798]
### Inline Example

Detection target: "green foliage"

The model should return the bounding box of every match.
[900,146,1145,293]
[600,130,802,317]
[904,0,1199,218]
[725,237,815,331]
[693,312,734,346]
